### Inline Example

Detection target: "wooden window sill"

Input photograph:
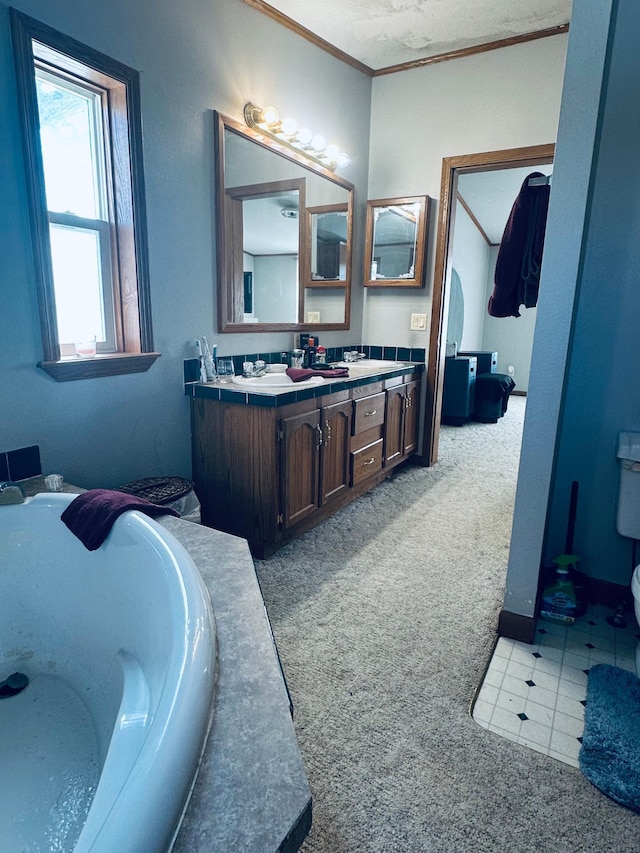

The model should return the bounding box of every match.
[38,352,161,382]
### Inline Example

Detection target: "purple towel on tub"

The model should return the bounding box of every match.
[61,489,179,551]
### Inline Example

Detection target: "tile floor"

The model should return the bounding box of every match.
[472,604,639,767]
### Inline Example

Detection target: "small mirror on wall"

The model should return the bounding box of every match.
[305,203,350,287]
[364,195,429,287]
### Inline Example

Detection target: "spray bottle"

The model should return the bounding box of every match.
[540,555,579,624]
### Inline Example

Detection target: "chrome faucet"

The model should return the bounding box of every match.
[0,481,26,505]
[344,351,366,362]
[242,359,268,378]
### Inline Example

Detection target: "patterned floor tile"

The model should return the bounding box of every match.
[473,604,638,767]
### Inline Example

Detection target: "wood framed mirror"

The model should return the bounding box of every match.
[363,195,429,287]
[214,111,354,332]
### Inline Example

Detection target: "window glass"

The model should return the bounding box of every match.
[35,70,105,219]
[49,223,107,344]
[11,9,157,380]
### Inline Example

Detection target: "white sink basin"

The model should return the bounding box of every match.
[334,359,405,373]
[231,373,324,389]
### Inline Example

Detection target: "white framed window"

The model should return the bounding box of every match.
[11,11,158,381]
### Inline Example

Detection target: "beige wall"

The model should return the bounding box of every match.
[364,35,568,351]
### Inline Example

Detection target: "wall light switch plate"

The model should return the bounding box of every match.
[307,311,321,323]
[410,313,427,331]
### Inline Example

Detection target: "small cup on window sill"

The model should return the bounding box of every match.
[74,337,97,358]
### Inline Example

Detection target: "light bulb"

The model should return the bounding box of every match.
[325,144,339,162]
[296,127,312,146]
[311,134,326,153]
[280,116,298,136]
[260,105,280,127]
[336,151,351,169]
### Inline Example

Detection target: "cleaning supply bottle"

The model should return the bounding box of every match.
[540,556,578,624]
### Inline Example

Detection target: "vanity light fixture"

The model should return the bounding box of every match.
[243,102,350,171]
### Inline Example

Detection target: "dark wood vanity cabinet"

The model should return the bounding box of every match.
[320,400,353,506]
[280,398,352,530]
[280,408,321,530]
[384,380,420,464]
[191,371,420,556]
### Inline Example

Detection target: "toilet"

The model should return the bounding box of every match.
[617,433,640,675]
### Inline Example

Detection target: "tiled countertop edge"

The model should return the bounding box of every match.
[184,362,423,408]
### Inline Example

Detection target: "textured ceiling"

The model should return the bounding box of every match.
[258,0,572,71]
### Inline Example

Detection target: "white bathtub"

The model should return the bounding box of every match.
[0,492,216,852]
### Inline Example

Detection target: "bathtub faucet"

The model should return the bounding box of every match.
[0,482,26,505]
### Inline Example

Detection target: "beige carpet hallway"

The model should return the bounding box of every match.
[254,396,639,852]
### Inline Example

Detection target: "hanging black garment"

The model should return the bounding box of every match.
[487,171,551,318]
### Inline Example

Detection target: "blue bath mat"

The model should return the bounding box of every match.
[579,663,640,812]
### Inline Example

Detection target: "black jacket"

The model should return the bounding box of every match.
[488,172,551,318]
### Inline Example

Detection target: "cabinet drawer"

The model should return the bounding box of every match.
[351,439,383,485]
[352,380,384,399]
[353,393,385,434]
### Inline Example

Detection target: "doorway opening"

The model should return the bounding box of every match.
[421,144,555,464]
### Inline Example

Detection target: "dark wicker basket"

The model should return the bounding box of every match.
[116,476,193,506]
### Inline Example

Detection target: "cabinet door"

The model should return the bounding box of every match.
[384,385,406,465]
[281,409,321,529]
[403,380,420,456]
[320,399,352,506]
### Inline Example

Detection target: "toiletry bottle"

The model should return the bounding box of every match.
[306,336,316,368]
[201,337,216,381]
[195,340,208,383]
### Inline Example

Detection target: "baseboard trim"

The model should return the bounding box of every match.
[499,577,632,645]
[586,577,631,609]
[498,609,537,643]
[512,389,527,397]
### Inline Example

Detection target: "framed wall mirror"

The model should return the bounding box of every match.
[364,195,429,287]
[214,111,354,332]
[305,203,351,286]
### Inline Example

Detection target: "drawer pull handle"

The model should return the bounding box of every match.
[364,410,377,417]
[363,457,376,466]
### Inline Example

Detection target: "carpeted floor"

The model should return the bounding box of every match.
[255,397,639,852]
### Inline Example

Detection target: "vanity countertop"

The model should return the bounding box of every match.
[185,361,423,408]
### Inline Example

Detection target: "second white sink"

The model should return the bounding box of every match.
[334,359,405,373]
